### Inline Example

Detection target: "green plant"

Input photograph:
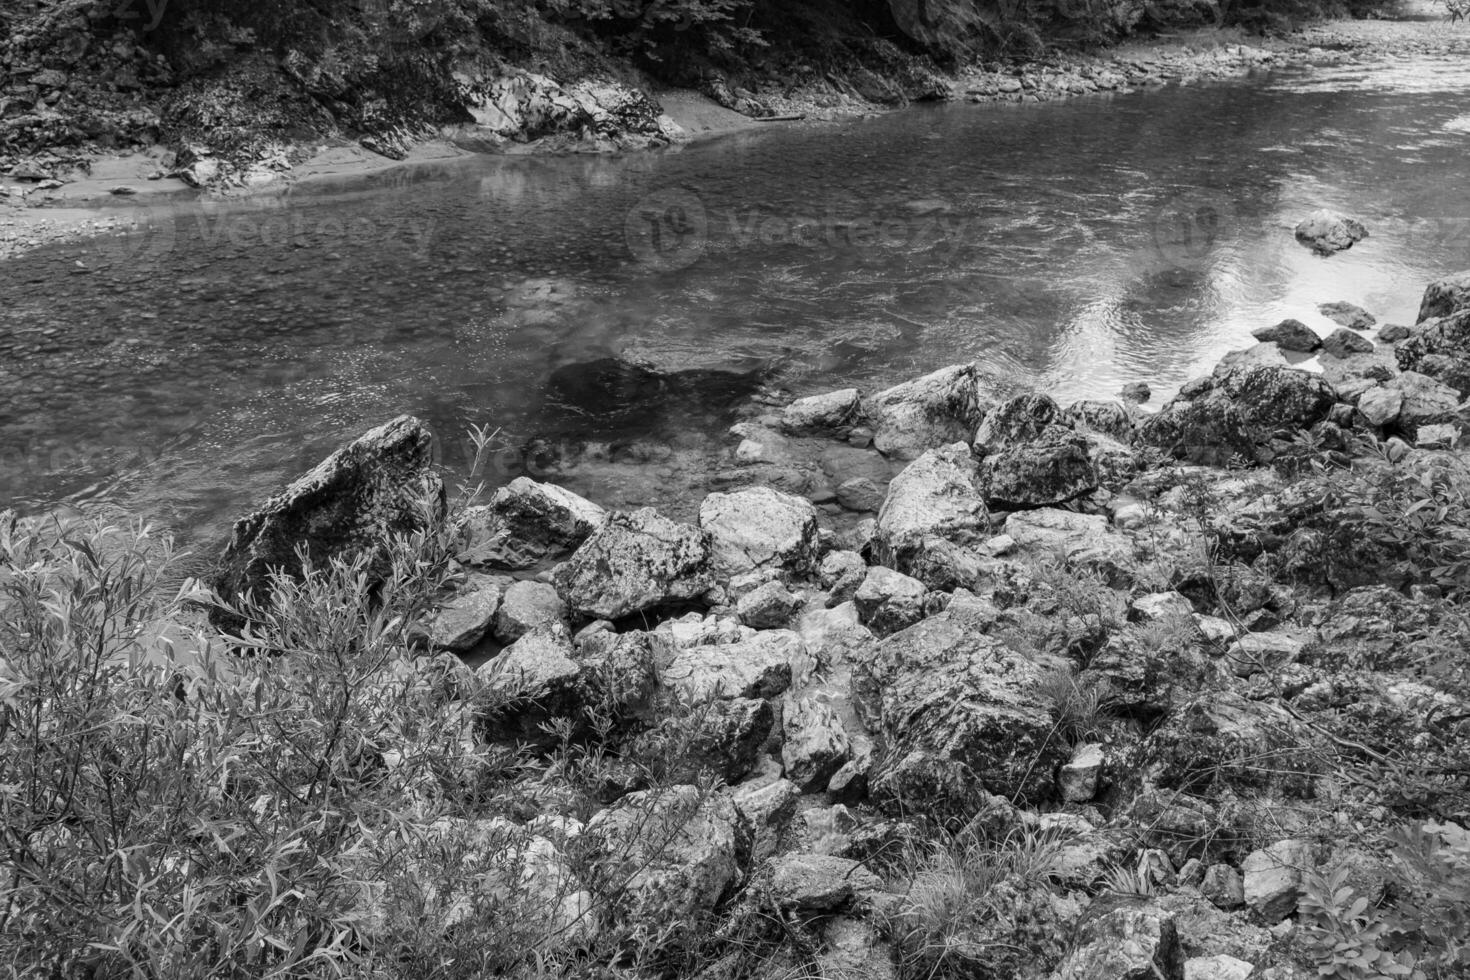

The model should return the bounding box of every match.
[1299,864,1419,980]
[1037,667,1111,746]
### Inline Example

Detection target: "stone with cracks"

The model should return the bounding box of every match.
[632,697,772,783]
[782,696,851,792]
[1389,371,1461,431]
[1138,365,1336,464]
[864,364,992,460]
[1058,742,1105,803]
[553,508,713,620]
[851,608,1064,803]
[872,443,990,586]
[477,623,583,742]
[212,415,443,628]
[699,486,820,579]
[819,550,868,606]
[1294,210,1367,255]
[736,579,803,629]
[767,854,882,911]
[459,478,604,571]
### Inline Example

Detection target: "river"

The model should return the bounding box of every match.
[4,49,1470,542]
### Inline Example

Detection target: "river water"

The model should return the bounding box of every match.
[4,51,1470,543]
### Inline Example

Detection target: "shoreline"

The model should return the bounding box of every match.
[1,12,1453,264]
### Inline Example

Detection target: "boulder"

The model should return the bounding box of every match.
[732,778,801,865]
[1054,897,1184,980]
[736,580,803,629]
[699,487,820,579]
[1418,270,1470,322]
[1242,839,1311,922]
[767,854,881,912]
[1251,318,1319,352]
[553,508,713,619]
[417,572,512,651]
[1318,301,1376,331]
[584,786,748,925]
[869,750,990,828]
[980,427,1099,509]
[1131,591,1194,623]
[1389,371,1461,430]
[780,388,860,432]
[1293,210,1367,255]
[660,629,803,702]
[782,697,851,792]
[853,565,928,637]
[1200,864,1245,910]
[1003,509,1135,581]
[1063,400,1136,441]
[1397,308,1470,372]
[212,416,443,627]
[835,477,885,513]
[1357,386,1403,427]
[1184,955,1254,980]
[1416,353,1470,398]
[819,551,868,606]
[1321,328,1373,359]
[872,443,990,587]
[632,697,772,783]
[1058,742,1105,803]
[478,623,583,741]
[864,364,991,460]
[459,478,604,570]
[1138,365,1336,464]
[852,608,1063,803]
[493,580,568,644]
[973,393,1060,450]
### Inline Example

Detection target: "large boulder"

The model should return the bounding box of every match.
[212,416,443,628]
[780,388,861,433]
[1293,209,1367,255]
[782,696,852,792]
[1397,308,1470,377]
[631,697,773,783]
[853,565,928,637]
[477,623,584,742]
[553,508,713,619]
[459,478,605,571]
[1418,270,1470,322]
[1138,365,1336,464]
[851,608,1064,803]
[980,427,1099,510]
[698,487,820,579]
[416,572,512,651]
[872,443,990,588]
[584,786,749,927]
[863,364,991,460]
[1388,371,1462,432]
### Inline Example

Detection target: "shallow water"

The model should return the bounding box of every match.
[5,52,1470,542]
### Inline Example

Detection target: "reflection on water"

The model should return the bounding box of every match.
[4,52,1470,541]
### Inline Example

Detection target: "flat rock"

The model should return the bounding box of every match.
[780,388,860,432]
[1318,301,1376,330]
[660,629,803,701]
[493,579,568,644]
[1321,327,1374,359]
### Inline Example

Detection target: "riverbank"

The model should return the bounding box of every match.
[2,3,1459,263]
[5,267,1468,977]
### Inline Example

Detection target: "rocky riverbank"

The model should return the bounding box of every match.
[10,269,1465,976]
[4,0,1461,261]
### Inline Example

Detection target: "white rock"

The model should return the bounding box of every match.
[699,486,820,579]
